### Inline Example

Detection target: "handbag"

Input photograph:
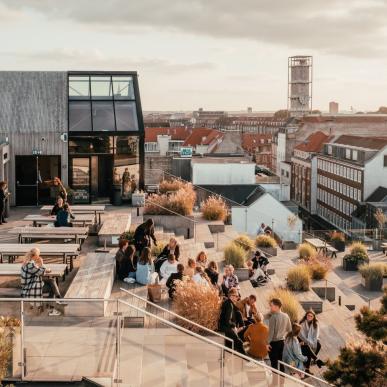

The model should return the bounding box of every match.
[147,283,162,303]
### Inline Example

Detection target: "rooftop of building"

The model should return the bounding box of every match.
[366,186,387,202]
[183,128,223,146]
[330,135,387,151]
[144,127,191,142]
[241,133,272,152]
[191,155,253,164]
[294,131,332,153]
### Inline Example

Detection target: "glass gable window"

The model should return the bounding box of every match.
[68,73,139,132]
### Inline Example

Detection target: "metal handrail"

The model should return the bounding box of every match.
[117,298,313,387]
[120,288,233,345]
[278,360,333,386]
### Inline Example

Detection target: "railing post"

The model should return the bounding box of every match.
[325,279,327,300]
[220,347,224,387]
[21,299,25,380]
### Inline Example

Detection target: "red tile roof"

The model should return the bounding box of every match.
[183,128,223,146]
[241,133,272,152]
[333,135,387,150]
[145,127,191,142]
[294,131,332,152]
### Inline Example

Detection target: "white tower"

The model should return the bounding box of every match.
[288,56,313,117]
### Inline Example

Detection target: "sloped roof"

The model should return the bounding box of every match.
[366,186,387,202]
[145,127,190,142]
[183,128,223,146]
[241,133,272,152]
[197,185,259,205]
[294,131,332,152]
[332,135,387,150]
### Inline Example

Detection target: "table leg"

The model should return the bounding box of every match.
[0,253,2,264]
[70,255,73,272]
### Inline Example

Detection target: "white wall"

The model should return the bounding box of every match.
[276,132,287,175]
[195,144,209,155]
[310,157,318,214]
[364,146,387,199]
[259,183,290,201]
[231,193,302,243]
[192,162,255,185]
[157,135,171,156]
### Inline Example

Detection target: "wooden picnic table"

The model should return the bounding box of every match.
[40,205,105,224]
[24,214,95,227]
[305,238,331,252]
[0,263,68,283]
[0,243,80,271]
[8,226,88,245]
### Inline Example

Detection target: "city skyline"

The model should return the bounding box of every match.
[1,0,387,111]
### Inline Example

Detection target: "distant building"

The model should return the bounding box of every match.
[183,128,223,155]
[316,135,387,232]
[247,107,253,113]
[329,101,339,114]
[241,133,272,169]
[291,131,332,216]
[193,110,228,128]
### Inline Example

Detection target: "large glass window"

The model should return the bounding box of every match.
[90,76,113,99]
[69,136,114,154]
[92,101,115,131]
[69,101,92,132]
[115,101,138,131]
[112,76,135,99]
[69,76,90,99]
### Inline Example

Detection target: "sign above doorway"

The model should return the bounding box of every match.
[32,150,43,156]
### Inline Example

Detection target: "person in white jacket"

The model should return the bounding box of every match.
[159,254,178,284]
[192,266,210,287]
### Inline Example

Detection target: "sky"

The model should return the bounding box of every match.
[1,0,387,112]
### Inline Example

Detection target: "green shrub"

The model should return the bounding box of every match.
[349,242,367,256]
[343,252,369,265]
[298,243,316,260]
[255,235,277,248]
[287,265,311,291]
[224,242,248,269]
[151,241,167,257]
[359,263,387,280]
[201,195,228,221]
[269,288,301,323]
[233,235,255,252]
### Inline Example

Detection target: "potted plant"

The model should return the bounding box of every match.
[373,208,386,250]
[286,265,311,291]
[298,242,316,261]
[255,235,277,256]
[342,242,369,271]
[200,195,228,221]
[359,263,386,291]
[330,231,346,252]
[224,242,249,280]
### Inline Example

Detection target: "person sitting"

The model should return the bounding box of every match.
[115,239,128,279]
[205,261,219,286]
[283,323,308,377]
[250,251,270,287]
[192,266,210,286]
[54,203,75,227]
[218,287,245,354]
[118,245,137,283]
[136,247,154,285]
[21,248,64,316]
[235,294,258,325]
[196,251,208,268]
[257,222,266,235]
[133,218,157,254]
[299,310,324,374]
[159,254,178,284]
[50,196,64,216]
[159,237,180,261]
[244,312,269,360]
[221,265,240,296]
[166,263,185,299]
[184,258,196,278]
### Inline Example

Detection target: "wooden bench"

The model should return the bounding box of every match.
[40,205,105,225]
[24,214,95,228]
[65,252,115,316]
[326,246,338,258]
[98,213,131,247]
[0,288,20,298]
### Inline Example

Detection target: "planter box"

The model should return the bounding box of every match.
[132,193,145,207]
[144,214,195,239]
[282,241,297,250]
[258,247,277,257]
[333,240,346,252]
[235,268,250,281]
[361,276,383,291]
[342,258,360,271]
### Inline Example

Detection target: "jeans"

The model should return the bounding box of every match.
[127,272,136,279]
[43,278,61,298]
[301,341,321,369]
[269,340,285,371]
[224,328,245,354]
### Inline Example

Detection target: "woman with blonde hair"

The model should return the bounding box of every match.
[21,248,63,315]
[184,258,196,278]
[196,251,207,268]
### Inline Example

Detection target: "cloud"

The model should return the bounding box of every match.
[2,0,387,58]
[1,48,215,74]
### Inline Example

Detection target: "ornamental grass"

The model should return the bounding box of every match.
[305,253,332,280]
[255,234,277,248]
[159,178,186,194]
[201,195,228,221]
[172,281,222,333]
[233,235,255,252]
[359,263,387,280]
[298,243,316,261]
[349,242,368,256]
[224,242,248,269]
[269,288,301,323]
[287,264,311,291]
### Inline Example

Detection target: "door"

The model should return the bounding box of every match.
[70,157,91,204]
[98,155,113,199]
[15,156,38,206]
[37,156,61,204]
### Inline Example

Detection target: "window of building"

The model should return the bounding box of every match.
[92,101,115,131]
[115,101,138,131]
[345,148,351,159]
[384,155,387,167]
[340,165,344,177]
[327,145,332,155]
[350,187,354,198]
[69,101,92,132]
[352,150,358,161]
[350,168,354,180]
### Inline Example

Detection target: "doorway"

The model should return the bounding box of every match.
[15,156,61,206]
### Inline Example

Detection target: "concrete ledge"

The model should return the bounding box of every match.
[312,281,336,302]
[144,214,195,239]
[299,300,323,314]
[208,221,226,233]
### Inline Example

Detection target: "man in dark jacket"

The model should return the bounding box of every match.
[166,263,184,299]
[133,219,157,254]
[218,288,245,354]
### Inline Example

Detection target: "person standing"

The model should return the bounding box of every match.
[133,218,157,254]
[267,298,292,371]
[0,181,7,225]
[299,310,324,373]
[218,287,245,354]
[53,177,67,202]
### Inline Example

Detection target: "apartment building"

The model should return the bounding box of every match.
[241,133,272,169]
[291,131,332,214]
[316,135,387,232]
[144,127,191,156]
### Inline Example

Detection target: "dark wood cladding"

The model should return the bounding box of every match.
[317,169,362,190]
[317,199,351,221]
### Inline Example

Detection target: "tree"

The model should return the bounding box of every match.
[311,109,321,114]
[273,109,290,119]
[324,287,387,386]
[376,106,387,114]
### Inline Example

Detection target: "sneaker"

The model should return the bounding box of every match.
[124,277,136,284]
[316,359,325,368]
[56,300,68,306]
[48,309,61,316]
